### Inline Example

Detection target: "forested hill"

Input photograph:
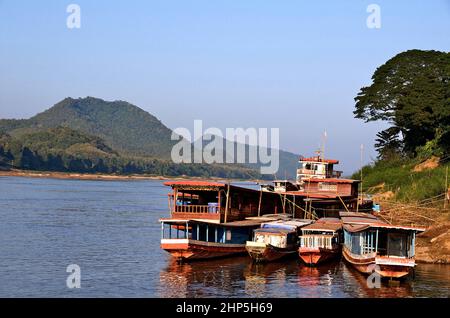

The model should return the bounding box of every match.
[0,97,177,158]
[0,97,299,179]
[0,126,266,178]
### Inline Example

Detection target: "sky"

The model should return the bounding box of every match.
[0,0,449,174]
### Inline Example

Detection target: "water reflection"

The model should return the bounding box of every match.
[159,255,450,298]
[341,261,414,298]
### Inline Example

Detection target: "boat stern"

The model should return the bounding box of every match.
[375,256,416,279]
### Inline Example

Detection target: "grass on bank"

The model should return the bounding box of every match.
[351,157,450,203]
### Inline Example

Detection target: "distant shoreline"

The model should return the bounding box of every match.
[0,169,262,183]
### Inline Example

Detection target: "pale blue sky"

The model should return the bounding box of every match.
[1,0,449,173]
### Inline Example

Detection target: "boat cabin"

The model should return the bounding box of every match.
[297,155,342,182]
[272,180,298,193]
[252,219,313,248]
[164,181,287,223]
[299,218,342,250]
[161,219,262,245]
[340,212,425,278]
[343,223,420,259]
[299,178,359,197]
[160,218,266,260]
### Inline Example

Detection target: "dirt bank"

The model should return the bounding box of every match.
[375,200,450,264]
[416,221,450,264]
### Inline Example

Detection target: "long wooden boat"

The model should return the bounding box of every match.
[160,219,268,261]
[340,212,425,279]
[246,219,312,263]
[298,217,342,266]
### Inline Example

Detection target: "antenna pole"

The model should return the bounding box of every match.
[357,144,364,212]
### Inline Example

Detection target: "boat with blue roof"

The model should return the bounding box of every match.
[245,219,313,262]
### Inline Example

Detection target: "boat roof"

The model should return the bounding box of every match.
[246,214,292,221]
[304,178,359,184]
[164,180,225,187]
[221,219,266,227]
[261,219,313,231]
[301,218,342,232]
[299,157,339,164]
[159,218,263,227]
[339,212,378,219]
[339,212,425,233]
[284,191,355,199]
[254,228,294,234]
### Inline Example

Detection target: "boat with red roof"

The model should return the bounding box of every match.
[298,217,343,266]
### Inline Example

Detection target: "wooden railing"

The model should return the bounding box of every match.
[297,169,342,178]
[300,235,333,249]
[174,205,219,213]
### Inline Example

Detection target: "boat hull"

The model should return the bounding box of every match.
[246,243,297,263]
[298,246,340,266]
[161,239,245,261]
[342,248,414,279]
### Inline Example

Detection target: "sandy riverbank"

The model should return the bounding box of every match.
[0,169,168,181]
[416,221,450,264]
[0,169,262,183]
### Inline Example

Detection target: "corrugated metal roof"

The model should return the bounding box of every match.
[299,157,339,164]
[164,181,225,187]
[261,219,312,231]
[339,212,377,219]
[340,212,426,232]
[254,228,294,234]
[222,220,266,227]
[343,223,371,233]
[306,178,359,184]
[302,218,342,232]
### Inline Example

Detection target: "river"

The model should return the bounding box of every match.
[0,177,448,297]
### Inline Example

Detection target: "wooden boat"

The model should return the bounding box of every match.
[246,219,313,263]
[298,217,342,266]
[340,212,425,279]
[160,219,268,261]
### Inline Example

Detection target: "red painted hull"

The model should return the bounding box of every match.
[298,246,340,266]
[342,247,414,279]
[246,244,297,263]
[161,239,246,261]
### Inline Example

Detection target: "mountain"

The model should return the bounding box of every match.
[0,97,301,179]
[196,135,299,179]
[0,97,176,158]
[0,127,264,178]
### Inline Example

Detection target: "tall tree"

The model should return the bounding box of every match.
[354,50,450,157]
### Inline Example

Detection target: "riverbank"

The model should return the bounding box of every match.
[416,221,450,264]
[0,168,263,183]
[374,199,450,264]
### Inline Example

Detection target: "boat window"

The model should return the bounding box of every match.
[318,182,338,192]
[269,235,286,248]
[387,233,407,257]
[255,233,266,243]
[226,230,232,241]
